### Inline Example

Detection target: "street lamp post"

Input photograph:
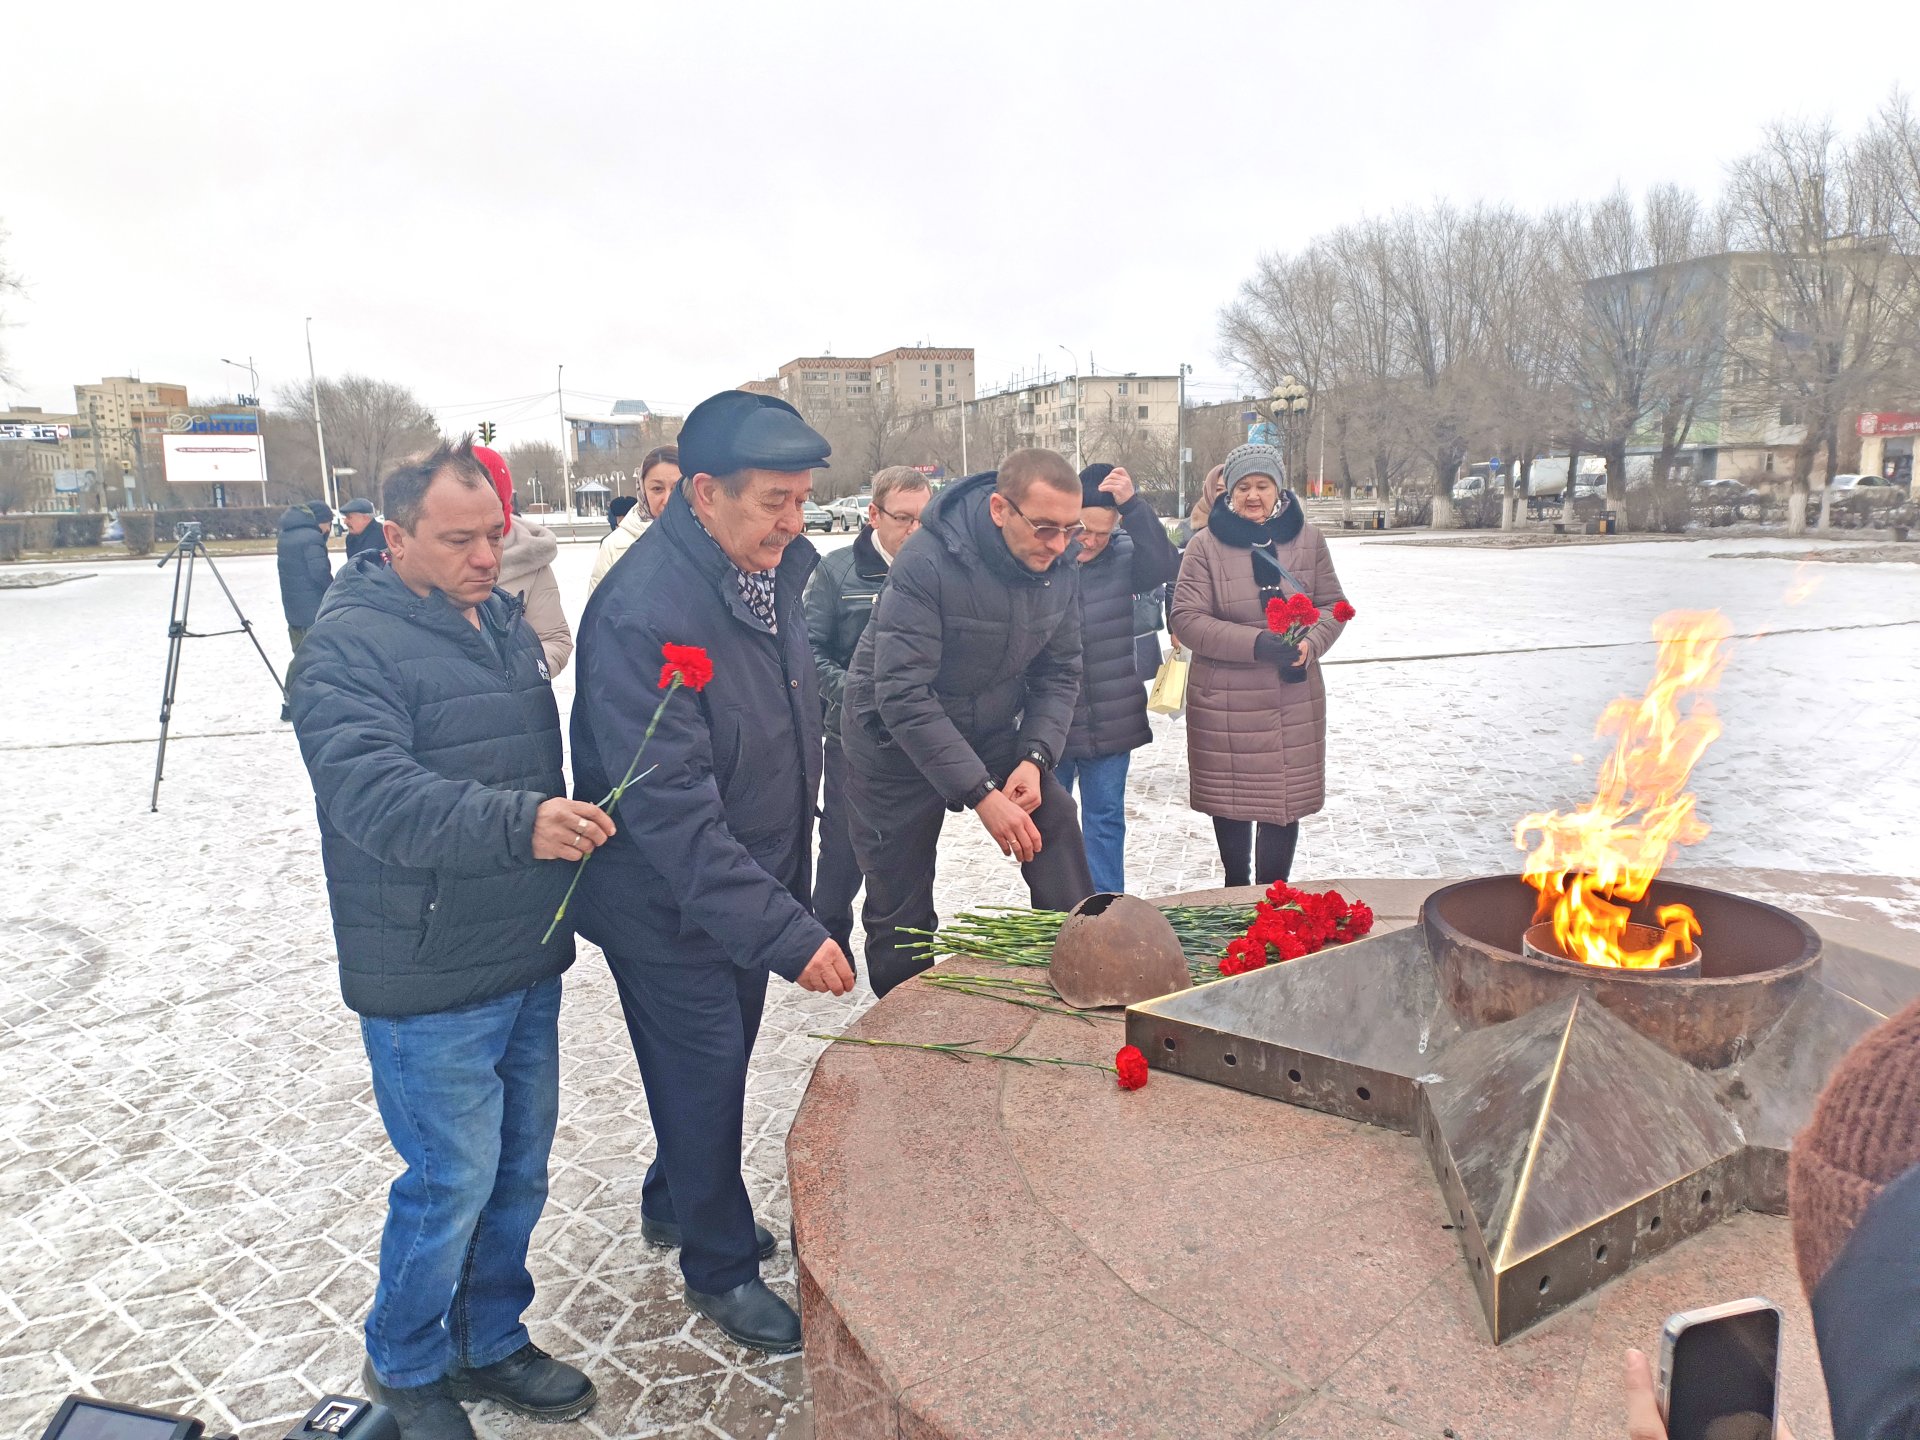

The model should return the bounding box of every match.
[1056,344,1082,471]
[1269,376,1310,492]
[220,356,260,406]
[222,356,267,504]
[305,319,334,511]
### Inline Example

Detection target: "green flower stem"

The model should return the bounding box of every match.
[541,675,684,944]
[809,1033,1118,1074]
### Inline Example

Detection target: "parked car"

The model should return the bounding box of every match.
[825,495,870,531]
[1825,473,1908,525]
[802,501,835,534]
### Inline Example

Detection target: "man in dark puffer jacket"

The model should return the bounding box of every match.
[842,449,1095,997]
[276,500,334,650]
[290,439,613,1440]
[1060,463,1182,894]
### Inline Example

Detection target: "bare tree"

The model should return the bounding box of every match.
[274,374,441,503]
[1550,185,1723,529]
[1724,118,1919,533]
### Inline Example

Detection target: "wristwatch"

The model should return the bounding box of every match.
[1019,745,1054,774]
[963,777,1000,809]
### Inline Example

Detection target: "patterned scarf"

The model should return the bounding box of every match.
[693,512,779,633]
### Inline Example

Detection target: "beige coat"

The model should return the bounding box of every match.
[588,505,646,594]
[1171,521,1348,824]
[498,517,573,676]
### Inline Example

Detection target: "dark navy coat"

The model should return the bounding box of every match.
[287,555,574,1017]
[569,491,828,981]
[276,505,334,628]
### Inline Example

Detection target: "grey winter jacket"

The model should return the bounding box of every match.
[1065,499,1182,760]
[287,555,573,1017]
[276,506,334,628]
[841,471,1083,806]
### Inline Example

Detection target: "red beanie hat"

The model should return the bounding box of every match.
[1789,996,1920,1294]
[473,445,513,534]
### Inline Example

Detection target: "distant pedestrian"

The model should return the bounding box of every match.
[341,498,387,561]
[287,437,612,1440]
[605,495,638,530]
[589,445,680,594]
[841,449,1094,997]
[475,446,572,677]
[571,392,854,1357]
[1172,444,1349,888]
[803,464,932,960]
[1170,462,1227,549]
[1058,463,1181,895]
[276,499,334,652]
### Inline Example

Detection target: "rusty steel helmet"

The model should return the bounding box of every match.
[1049,894,1192,1009]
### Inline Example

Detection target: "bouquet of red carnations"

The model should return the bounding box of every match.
[1217,881,1375,977]
[1264,592,1356,644]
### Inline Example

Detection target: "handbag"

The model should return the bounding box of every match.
[1146,643,1190,717]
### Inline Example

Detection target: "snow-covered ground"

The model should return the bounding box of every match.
[2,531,1917,1439]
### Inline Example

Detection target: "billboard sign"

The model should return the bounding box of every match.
[0,422,70,441]
[1857,412,1920,437]
[53,469,95,493]
[168,412,260,435]
[163,433,265,485]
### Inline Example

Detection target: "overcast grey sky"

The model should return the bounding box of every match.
[3,0,1912,452]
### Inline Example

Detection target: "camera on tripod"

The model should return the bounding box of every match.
[174,520,203,544]
[38,1394,398,1440]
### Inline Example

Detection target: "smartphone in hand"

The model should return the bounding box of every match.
[1657,1297,1782,1440]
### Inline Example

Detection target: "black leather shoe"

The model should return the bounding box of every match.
[684,1278,802,1354]
[444,1343,596,1422]
[359,1361,475,1440]
[641,1214,778,1260]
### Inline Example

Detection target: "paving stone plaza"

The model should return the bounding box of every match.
[3,533,1918,1440]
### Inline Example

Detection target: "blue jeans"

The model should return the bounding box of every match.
[359,976,562,1388]
[1056,751,1132,895]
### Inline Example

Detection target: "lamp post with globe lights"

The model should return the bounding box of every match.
[1269,376,1311,493]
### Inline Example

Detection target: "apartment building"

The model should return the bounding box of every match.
[744,346,976,416]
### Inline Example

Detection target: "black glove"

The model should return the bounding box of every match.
[1253,631,1302,674]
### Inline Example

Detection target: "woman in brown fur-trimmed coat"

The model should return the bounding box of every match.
[1171,443,1349,888]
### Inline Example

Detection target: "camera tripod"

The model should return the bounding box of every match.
[150,525,287,812]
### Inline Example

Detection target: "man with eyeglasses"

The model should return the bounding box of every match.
[804,465,933,965]
[840,449,1095,997]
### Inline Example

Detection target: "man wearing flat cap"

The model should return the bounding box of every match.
[341,498,388,562]
[570,390,855,1355]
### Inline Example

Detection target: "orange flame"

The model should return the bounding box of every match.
[1514,611,1732,969]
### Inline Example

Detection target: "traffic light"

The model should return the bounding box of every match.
[478,421,497,446]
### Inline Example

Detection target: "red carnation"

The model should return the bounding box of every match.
[1333,600,1356,623]
[1219,937,1268,976]
[1286,593,1319,624]
[659,643,714,692]
[1115,1044,1150,1090]
[1343,901,1375,939]
[1264,596,1287,632]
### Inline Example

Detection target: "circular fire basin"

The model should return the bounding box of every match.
[1422,875,1822,1069]
[1520,921,1704,979]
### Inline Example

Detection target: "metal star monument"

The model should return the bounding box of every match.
[1125,875,1920,1341]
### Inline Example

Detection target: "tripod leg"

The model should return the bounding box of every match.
[150,545,196,811]
[197,543,288,701]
